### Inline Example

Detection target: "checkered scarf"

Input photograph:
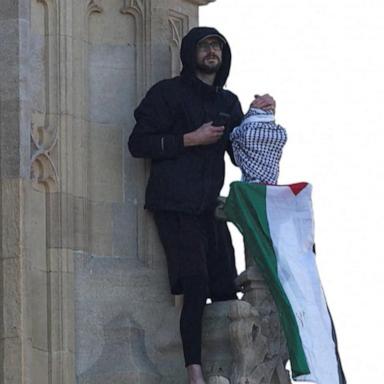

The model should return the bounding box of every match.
[230,108,287,184]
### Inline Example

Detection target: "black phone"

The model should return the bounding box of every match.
[212,112,231,127]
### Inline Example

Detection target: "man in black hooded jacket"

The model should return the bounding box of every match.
[129,27,274,384]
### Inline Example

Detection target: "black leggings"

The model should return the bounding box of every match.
[180,276,208,366]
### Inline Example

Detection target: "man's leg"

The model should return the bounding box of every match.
[206,215,238,302]
[153,211,209,383]
[180,276,208,384]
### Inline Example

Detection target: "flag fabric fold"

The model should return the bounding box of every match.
[223,181,346,384]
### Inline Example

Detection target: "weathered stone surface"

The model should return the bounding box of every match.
[1,337,23,383]
[78,313,161,384]
[208,376,230,384]
[1,258,22,339]
[1,1,291,384]
[0,0,29,21]
[31,347,49,384]
[30,268,48,351]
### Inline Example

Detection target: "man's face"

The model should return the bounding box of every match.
[195,37,223,74]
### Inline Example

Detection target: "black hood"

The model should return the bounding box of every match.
[180,27,231,88]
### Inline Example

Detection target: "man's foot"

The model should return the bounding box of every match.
[187,364,206,384]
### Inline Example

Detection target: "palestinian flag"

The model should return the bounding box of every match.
[223,181,346,384]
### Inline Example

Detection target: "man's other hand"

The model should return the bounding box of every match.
[183,122,224,146]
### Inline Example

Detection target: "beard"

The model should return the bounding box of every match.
[196,55,222,74]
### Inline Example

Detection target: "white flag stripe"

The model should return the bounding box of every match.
[266,185,340,383]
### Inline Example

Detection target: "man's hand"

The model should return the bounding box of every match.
[183,121,225,147]
[251,94,276,112]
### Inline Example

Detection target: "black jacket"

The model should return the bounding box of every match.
[128,27,243,213]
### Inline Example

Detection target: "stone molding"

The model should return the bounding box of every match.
[185,0,216,5]
[168,10,189,76]
[1,1,291,383]
[31,0,59,193]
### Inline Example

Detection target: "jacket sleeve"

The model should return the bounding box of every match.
[128,82,186,160]
[226,97,243,166]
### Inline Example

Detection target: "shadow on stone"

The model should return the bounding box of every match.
[78,312,161,384]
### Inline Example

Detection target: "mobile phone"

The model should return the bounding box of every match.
[212,112,231,127]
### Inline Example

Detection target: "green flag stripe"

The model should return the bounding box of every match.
[224,182,310,376]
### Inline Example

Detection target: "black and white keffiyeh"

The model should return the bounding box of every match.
[230,108,287,184]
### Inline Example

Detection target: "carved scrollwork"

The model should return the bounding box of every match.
[87,0,103,15]
[169,17,183,48]
[31,152,58,193]
[120,0,144,15]
[31,117,58,192]
[30,0,59,193]
[169,11,188,77]
[31,118,57,151]
[231,266,291,383]
[119,0,146,99]
[229,301,271,384]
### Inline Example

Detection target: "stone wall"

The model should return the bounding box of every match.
[0,1,215,383]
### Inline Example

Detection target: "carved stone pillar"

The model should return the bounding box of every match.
[235,266,291,384]
[1,1,35,383]
[206,201,291,383]
[0,0,224,383]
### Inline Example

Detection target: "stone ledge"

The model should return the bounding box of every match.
[185,0,216,5]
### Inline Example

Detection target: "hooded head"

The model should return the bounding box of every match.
[180,27,231,88]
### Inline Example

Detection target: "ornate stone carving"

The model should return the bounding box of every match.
[30,0,59,192]
[120,0,146,99]
[120,0,144,16]
[235,266,291,384]
[31,152,58,192]
[169,10,189,77]
[87,0,103,15]
[213,201,290,383]
[229,301,271,383]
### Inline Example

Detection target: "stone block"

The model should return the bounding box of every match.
[1,179,22,259]
[30,268,48,351]
[208,377,230,384]
[46,192,76,250]
[63,272,76,353]
[18,18,30,100]
[0,0,19,20]
[48,248,74,274]
[88,2,136,46]
[73,195,89,252]
[29,32,47,112]
[48,269,75,354]
[31,347,49,384]
[89,201,113,256]
[1,258,22,339]
[71,117,89,197]
[74,251,172,375]
[88,44,136,125]
[51,350,76,384]
[112,202,139,257]
[88,122,123,203]
[78,313,161,384]
[0,103,20,178]
[0,337,23,384]
[202,301,235,379]
[23,184,46,271]
[0,20,22,102]
[0,0,30,21]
